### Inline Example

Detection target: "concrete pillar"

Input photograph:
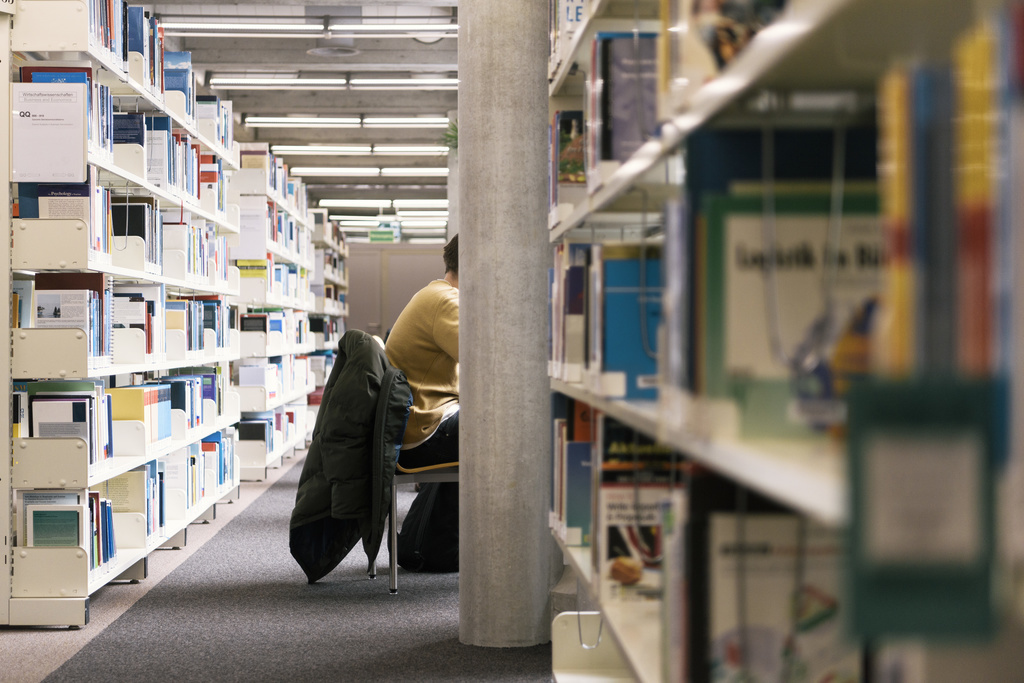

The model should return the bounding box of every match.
[446,108,459,238]
[458,0,558,647]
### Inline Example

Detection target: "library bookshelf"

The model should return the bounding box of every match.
[1,0,315,626]
[547,0,1024,680]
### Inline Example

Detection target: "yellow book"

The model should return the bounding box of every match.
[874,65,914,376]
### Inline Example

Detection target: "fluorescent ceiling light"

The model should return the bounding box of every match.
[247,116,447,130]
[380,168,449,177]
[272,144,448,156]
[393,199,449,209]
[320,199,392,208]
[406,237,448,244]
[210,77,348,90]
[291,167,381,176]
[272,145,373,155]
[162,22,322,31]
[373,146,450,155]
[363,117,449,128]
[327,23,457,32]
[399,220,448,228]
[396,210,449,217]
[328,214,392,222]
[339,220,381,228]
[349,78,458,90]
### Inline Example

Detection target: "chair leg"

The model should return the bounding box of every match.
[390,481,399,594]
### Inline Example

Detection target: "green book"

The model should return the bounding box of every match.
[700,192,881,438]
[27,505,83,547]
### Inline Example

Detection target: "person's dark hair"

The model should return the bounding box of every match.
[443,234,458,275]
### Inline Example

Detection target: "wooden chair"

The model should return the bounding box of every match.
[386,463,459,593]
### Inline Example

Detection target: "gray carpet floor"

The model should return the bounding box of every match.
[43,455,553,682]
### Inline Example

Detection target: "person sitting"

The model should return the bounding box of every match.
[384,234,460,469]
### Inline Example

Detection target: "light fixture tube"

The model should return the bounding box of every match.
[319,199,393,208]
[327,23,458,32]
[392,199,449,209]
[291,167,381,176]
[272,145,373,155]
[380,168,449,177]
[362,117,449,128]
[245,116,360,128]
[396,210,449,217]
[162,22,323,32]
[210,77,348,89]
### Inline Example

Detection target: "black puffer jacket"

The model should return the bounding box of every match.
[289,329,412,583]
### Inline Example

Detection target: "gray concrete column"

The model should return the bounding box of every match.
[458,0,558,647]
[446,108,459,238]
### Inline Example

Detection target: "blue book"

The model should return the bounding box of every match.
[564,441,593,546]
[126,6,147,55]
[162,51,192,113]
[28,71,89,84]
[601,247,661,400]
[113,112,146,146]
[606,33,658,162]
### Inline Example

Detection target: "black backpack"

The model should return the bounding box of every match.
[397,481,459,573]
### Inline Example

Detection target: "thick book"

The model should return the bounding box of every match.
[17,182,91,222]
[26,504,88,547]
[700,192,882,438]
[596,244,662,400]
[113,112,146,146]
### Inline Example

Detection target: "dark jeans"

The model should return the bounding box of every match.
[398,411,459,469]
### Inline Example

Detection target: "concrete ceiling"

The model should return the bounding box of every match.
[151,1,459,224]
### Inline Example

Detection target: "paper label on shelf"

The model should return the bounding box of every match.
[864,432,982,566]
[12,83,87,182]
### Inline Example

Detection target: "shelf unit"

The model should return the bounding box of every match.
[226,155,316,484]
[2,2,249,627]
[547,0,1021,680]
[308,209,349,354]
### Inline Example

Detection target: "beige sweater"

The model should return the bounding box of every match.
[385,279,459,447]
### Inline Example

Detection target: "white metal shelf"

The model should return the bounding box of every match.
[14,219,241,296]
[553,534,661,683]
[551,379,846,525]
[313,298,348,318]
[89,149,241,236]
[236,380,315,415]
[11,3,239,169]
[548,0,973,240]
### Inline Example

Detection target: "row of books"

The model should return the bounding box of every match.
[240,308,311,348]
[312,283,347,307]
[195,94,235,153]
[547,1,791,212]
[314,247,347,285]
[166,211,232,283]
[15,177,233,281]
[13,380,113,465]
[14,275,236,365]
[126,6,166,97]
[549,241,661,401]
[302,349,336,388]
[146,114,201,201]
[30,272,114,363]
[308,318,344,353]
[239,142,309,216]
[18,66,114,161]
[13,428,237,557]
[551,402,859,682]
[238,404,305,453]
[236,255,311,302]
[236,355,311,402]
[235,197,309,260]
[873,16,1015,380]
[14,488,118,575]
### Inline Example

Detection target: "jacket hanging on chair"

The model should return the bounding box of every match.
[289,329,412,583]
